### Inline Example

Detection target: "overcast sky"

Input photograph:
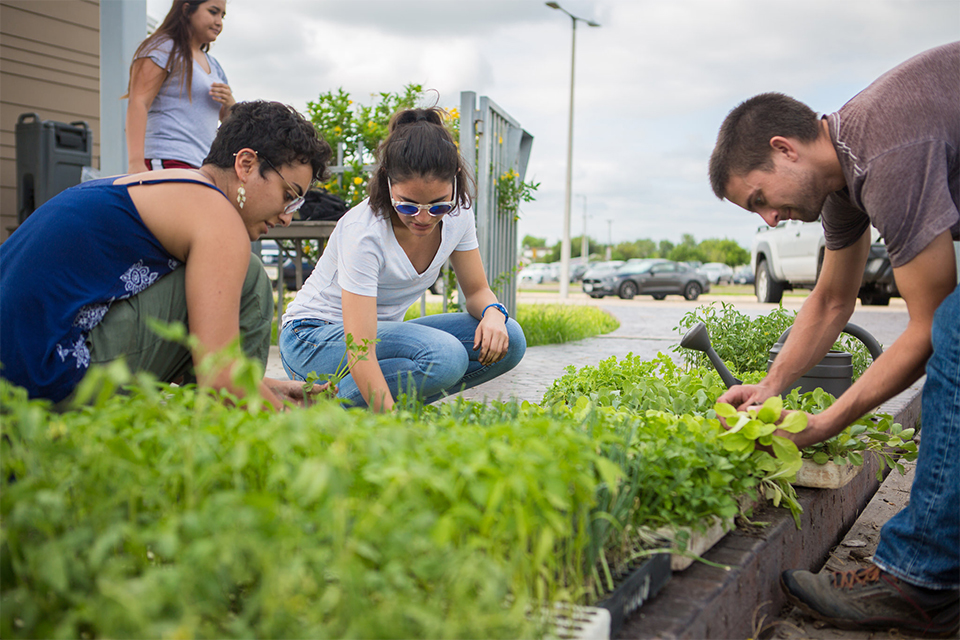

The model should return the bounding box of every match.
[148,0,958,249]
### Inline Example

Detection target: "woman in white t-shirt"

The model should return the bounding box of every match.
[280,108,526,411]
[125,0,234,173]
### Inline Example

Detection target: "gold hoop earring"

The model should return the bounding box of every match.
[237,184,246,209]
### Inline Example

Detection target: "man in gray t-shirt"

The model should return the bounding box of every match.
[709,42,959,636]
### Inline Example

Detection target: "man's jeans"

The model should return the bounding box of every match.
[279,312,526,407]
[874,284,959,590]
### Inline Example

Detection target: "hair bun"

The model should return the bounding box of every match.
[391,108,444,131]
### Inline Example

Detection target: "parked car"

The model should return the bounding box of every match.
[580,260,624,282]
[517,262,554,285]
[257,239,280,265]
[582,259,710,301]
[279,258,315,291]
[732,264,755,285]
[570,262,590,282]
[751,220,900,305]
[698,262,734,284]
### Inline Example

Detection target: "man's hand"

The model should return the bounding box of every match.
[717,382,779,412]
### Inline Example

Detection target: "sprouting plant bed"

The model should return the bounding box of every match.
[1,305,915,638]
[783,387,918,480]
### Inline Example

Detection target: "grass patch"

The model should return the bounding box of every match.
[405,302,619,347]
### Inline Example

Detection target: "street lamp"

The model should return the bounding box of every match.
[546,1,599,298]
[606,219,613,260]
[577,194,589,263]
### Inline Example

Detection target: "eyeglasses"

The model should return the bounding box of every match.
[388,178,456,217]
[258,154,307,215]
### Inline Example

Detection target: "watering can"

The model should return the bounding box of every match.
[679,321,883,397]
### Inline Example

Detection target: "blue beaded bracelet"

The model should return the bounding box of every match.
[481,302,509,322]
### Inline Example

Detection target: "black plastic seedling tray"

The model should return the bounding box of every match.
[595,552,671,637]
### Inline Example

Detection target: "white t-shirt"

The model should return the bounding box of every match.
[282,199,479,326]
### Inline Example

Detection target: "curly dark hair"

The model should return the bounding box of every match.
[709,92,820,199]
[204,101,331,182]
[367,107,474,218]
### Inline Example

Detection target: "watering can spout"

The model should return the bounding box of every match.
[679,322,743,389]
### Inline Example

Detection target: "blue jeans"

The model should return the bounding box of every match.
[874,284,959,590]
[279,312,526,407]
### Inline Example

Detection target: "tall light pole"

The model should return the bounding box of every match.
[606,219,613,260]
[577,194,589,263]
[546,1,599,298]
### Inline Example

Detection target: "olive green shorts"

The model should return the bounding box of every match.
[85,252,273,385]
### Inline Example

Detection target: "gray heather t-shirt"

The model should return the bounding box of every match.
[822,41,959,268]
[140,38,229,168]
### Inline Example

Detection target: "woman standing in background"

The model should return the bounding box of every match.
[126,0,234,173]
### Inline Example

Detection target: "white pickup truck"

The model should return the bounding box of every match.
[750,220,900,305]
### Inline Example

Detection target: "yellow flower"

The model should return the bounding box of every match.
[333,125,342,135]
[353,177,363,185]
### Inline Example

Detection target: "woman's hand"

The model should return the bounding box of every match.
[264,377,334,408]
[210,82,235,110]
[473,312,510,366]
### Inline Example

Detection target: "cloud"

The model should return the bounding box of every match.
[146,0,959,249]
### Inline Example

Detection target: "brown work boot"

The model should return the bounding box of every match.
[781,565,959,638]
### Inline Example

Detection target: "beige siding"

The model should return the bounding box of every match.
[0,0,100,242]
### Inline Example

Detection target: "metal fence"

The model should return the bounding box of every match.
[459,91,534,314]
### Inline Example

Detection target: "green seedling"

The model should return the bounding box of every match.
[715,397,805,527]
[302,333,376,401]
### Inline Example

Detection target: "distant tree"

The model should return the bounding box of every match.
[668,243,705,263]
[552,235,748,266]
[699,238,749,266]
[522,235,547,248]
[611,241,640,261]
[634,239,658,259]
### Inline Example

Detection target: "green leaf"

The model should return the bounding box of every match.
[757,396,783,423]
[594,457,624,495]
[778,411,808,433]
[714,403,738,420]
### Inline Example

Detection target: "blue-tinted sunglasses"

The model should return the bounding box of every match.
[388,178,456,217]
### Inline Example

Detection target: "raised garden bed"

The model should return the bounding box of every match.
[616,381,923,639]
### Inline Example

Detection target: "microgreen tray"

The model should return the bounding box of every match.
[595,552,671,638]
[547,605,611,640]
[794,458,863,489]
[657,517,733,571]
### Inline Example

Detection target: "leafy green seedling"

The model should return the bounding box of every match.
[715,397,806,526]
[302,333,377,402]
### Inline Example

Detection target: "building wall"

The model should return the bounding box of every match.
[0,0,100,242]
